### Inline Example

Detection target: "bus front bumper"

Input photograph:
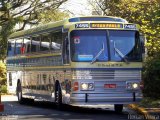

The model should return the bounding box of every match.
[69,92,143,105]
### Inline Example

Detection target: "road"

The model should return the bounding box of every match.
[0,95,140,120]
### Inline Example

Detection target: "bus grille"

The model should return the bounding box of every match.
[90,70,141,80]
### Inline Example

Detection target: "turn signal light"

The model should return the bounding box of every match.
[73,82,79,91]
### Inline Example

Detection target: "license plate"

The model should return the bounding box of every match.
[104,84,116,89]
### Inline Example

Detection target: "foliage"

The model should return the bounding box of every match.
[0,0,68,29]
[0,19,16,60]
[0,61,6,85]
[38,9,70,23]
[143,55,160,99]
[1,85,7,93]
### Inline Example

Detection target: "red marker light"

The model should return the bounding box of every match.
[73,82,79,91]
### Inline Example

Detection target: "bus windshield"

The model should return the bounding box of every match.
[70,30,142,62]
[70,30,108,62]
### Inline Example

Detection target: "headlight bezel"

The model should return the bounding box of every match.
[126,81,139,90]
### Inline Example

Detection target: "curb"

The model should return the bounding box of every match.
[128,104,155,120]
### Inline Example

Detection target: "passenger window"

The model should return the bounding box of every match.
[20,43,25,54]
[27,44,31,53]
[24,37,32,53]
[41,35,51,51]
[7,40,15,57]
[15,39,23,55]
[31,36,40,52]
[51,32,62,51]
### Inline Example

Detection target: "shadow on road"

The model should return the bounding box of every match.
[0,100,131,120]
[13,100,125,114]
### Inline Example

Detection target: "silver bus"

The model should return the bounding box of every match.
[6,16,143,112]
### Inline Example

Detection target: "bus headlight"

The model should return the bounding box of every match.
[132,83,138,89]
[126,82,139,90]
[81,83,88,90]
[81,82,94,91]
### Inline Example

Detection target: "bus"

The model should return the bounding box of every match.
[6,16,144,112]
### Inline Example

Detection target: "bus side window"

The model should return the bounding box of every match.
[20,43,25,54]
[7,40,15,57]
[23,37,31,54]
[15,39,23,55]
[51,32,62,51]
[40,35,50,51]
[31,36,40,52]
[27,44,31,53]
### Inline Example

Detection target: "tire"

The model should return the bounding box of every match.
[55,83,63,110]
[17,82,25,104]
[114,104,123,113]
[17,82,34,104]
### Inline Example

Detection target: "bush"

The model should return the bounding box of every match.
[0,85,7,94]
[0,61,6,85]
[143,55,160,99]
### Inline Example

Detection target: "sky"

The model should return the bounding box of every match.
[60,0,93,17]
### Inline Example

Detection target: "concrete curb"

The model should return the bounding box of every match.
[128,104,155,120]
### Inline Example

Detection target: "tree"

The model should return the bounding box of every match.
[0,0,68,30]
[87,0,106,15]
[0,0,68,60]
[38,9,69,23]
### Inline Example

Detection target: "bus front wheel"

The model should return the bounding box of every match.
[114,104,123,113]
[55,83,63,109]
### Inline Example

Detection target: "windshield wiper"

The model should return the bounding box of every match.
[114,42,129,64]
[91,43,104,64]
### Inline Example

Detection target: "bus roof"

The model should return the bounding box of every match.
[9,16,129,39]
[68,16,128,23]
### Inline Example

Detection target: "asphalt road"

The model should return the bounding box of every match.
[0,95,140,120]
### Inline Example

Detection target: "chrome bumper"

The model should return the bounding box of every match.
[70,92,142,105]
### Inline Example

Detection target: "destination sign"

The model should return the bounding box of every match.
[91,23,123,28]
[75,23,137,29]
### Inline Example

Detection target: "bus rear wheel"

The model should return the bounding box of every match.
[17,82,25,104]
[114,104,123,113]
